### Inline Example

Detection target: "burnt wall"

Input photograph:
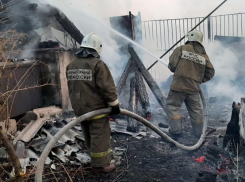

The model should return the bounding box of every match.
[34,49,61,107]
[34,49,75,109]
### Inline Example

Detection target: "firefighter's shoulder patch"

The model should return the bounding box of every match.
[181,51,206,65]
[67,69,92,81]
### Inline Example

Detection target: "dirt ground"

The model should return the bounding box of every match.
[37,133,242,182]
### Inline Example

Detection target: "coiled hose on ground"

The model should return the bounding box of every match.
[35,90,208,182]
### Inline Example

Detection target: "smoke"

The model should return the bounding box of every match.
[13,0,241,103]
[204,40,245,101]
[40,0,130,80]
[45,0,245,20]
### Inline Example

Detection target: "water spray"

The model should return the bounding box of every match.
[73,9,169,67]
[103,25,169,67]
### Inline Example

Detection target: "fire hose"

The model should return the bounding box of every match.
[35,90,207,182]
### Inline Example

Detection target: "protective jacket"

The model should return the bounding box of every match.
[66,48,119,117]
[168,42,215,93]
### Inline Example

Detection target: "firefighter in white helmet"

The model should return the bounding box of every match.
[66,33,119,172]
[166,30,215,137]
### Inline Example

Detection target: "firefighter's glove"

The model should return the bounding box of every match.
[110,104,120,115]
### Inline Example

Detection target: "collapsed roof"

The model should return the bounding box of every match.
[0,0,84,50]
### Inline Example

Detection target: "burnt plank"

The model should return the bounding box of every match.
[128,46,168,114]
[49,6,84,44]
[127,77,138,132]
[116,59,134,95]
[135,69,151,117]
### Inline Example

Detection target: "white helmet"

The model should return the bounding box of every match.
[186,30,203,44]
[81,33,102,55]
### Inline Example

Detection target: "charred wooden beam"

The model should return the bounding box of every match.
[135,69,151,119]
[127,77,138,132]
[116,59,134,95]
[49,6,84,44]
[128,46,168,114]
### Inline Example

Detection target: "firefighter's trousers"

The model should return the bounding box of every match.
[166,90,203,136]
[81,117,111,167]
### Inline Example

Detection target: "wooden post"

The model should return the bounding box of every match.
[129,11,134,40]
[116,59,134,95]
[49,6,84,44]
[127,77,138,132]
[208,17,211,41]
[135,69,151,117]
[128,46,168,114]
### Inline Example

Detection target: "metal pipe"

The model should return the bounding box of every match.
[155,21,159,49]
[167,20,170,50]
[195,18,197,30]
[216,16,218,36]
[151,21,154,40]
[163,20,167,52]
[228,14,230,35]
[236,14,239,37]
[35,91,208,182]
[224,15,226,36]
[203,19,205,43]
[241,14,243,37]
[143,22,147,39]
[211,17,214,41]
[237,13,239,36]
[179,19,182,46]
[147,0,228,70]
[148,21,151,41]
[183,19,185,39]
[171,20,174,45]
[220,15,222,35]
[175,19,178,44]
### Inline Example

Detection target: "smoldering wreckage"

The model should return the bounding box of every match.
[1,0,245,182]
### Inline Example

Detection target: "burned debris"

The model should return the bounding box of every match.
[116,57,151,132]
[1,0,245,182]
[0,0,83,53]
[223,102,241,150]
[49,5,84,44]
[116,45,169,132]
[128,46,168,114]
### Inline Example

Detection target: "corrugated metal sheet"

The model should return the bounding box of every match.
[15,114,90,167]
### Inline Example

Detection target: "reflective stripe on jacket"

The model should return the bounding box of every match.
[66,52,118,117]
[168,42,215,93]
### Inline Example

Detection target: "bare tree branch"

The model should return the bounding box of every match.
[1,83,58,96]
[0,127,24,182]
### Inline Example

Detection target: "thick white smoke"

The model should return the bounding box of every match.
[41,0,129,80]
[204,40,245,101]
[41,0,245,101]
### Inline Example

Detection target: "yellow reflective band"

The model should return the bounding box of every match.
[90,149,111,158]
[88,114,108,120]
[169,115,181,120]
